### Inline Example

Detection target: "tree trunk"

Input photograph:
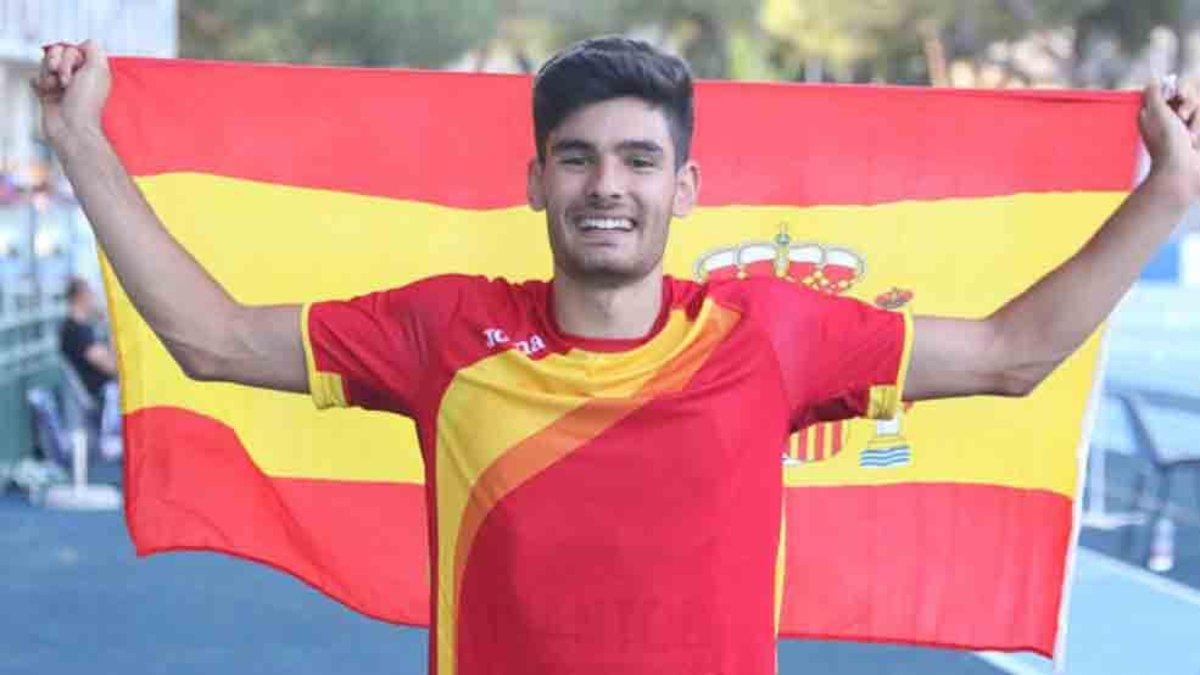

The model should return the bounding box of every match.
[919,21,949,86]
[804,56,824,83]
[683,12,729,79]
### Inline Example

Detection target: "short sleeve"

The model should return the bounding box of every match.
[743,280,913,429]
[800,295,912,425]
[301,275,471,415]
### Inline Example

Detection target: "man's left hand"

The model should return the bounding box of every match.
[1141,77,1200,206]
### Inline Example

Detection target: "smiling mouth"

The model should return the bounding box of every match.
[575,217,636,232]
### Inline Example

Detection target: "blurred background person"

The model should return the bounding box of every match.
[58,275,121,460]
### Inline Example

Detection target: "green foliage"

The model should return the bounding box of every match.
[181,0,500,67]
[757,0,1187,84]
[180,0,301,62]
[518,0,759,78]
[180,0,1200,85]
[294,0,500,67]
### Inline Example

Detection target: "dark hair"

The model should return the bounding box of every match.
[533,36,694,168]
[65,276,90,302]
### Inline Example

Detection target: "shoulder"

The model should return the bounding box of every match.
[696,276,831,314]
[364,274,512,306]
[363,274,539,325]
[383,273,501,297]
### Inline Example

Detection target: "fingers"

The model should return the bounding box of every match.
[55,43,85,86]
[31,41,88,97]
[1181,82,1200,145]
[80,39,107,66]
[1176,81,1199,123]
[31,46,62,98]
[1161,79,1200,147]
[1142,81,1171,126]
[60,47,83,86]
[1144,77,1191,131]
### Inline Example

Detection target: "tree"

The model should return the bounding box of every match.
[513,0,760,79]
[757,0,1185,87]
[294,0,500,68]
[180,0,500,68]
[181,0,301,62]
[759,0,917,83]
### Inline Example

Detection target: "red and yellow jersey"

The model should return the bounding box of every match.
[303,273,912,675]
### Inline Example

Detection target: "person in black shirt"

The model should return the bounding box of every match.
[60,277,115,398]
[59,276,121,459]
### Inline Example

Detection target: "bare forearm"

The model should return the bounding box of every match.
[990,171,1189,388]
[906,82,1200,402]
[51,125,238,376]
[84,343,118,376]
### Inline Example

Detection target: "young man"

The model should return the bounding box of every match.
[34,37,1199,674]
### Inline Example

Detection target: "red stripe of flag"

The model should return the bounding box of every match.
[124,406,431,625]
[104,58,1141,209]
[781,483,1072,655]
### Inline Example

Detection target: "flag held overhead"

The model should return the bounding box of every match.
[102,57,1140,658]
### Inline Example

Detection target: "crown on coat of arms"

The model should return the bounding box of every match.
[693,224,865,296]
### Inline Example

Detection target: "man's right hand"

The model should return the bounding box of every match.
[31,40,110,144]
[29,41,309,396]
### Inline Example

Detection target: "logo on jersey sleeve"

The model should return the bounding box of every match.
[483,327,546,356]
[693,224,916,471]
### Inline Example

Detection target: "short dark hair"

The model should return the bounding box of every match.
[533,36,694,168]
[65,276,90,303]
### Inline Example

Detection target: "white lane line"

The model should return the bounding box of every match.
[974,651,1046,674]
[974,651,1046,675]
[1081,548,1200,607]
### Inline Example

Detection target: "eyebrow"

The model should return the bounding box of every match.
[617,140,665,155]
[549,138,665,156]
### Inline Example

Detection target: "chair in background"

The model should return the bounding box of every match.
[1115,387,1200,570]
[58,355,100,449]
[26,386,72,468]
[25,378,120,511]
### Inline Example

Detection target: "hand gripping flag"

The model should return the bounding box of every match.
[101,57,1140,658]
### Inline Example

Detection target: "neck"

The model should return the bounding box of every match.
[69,304,88,322]
[552,269,664,340]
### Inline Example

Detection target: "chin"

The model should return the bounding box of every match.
[569,259,656,287]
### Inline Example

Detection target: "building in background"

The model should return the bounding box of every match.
[0,0,176,476]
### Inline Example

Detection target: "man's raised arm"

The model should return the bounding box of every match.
[35,41,307,393]
[904,80,1199,401]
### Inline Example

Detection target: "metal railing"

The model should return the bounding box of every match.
[0,305,65,387]
[1104,384,1200,570]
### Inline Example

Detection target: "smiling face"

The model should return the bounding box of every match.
[528,96,699,287]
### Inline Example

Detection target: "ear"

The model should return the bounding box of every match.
[527,157,546,212]
[672,160,701,218]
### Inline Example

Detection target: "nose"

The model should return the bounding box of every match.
[585,155,625,203]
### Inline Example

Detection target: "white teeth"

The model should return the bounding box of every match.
[578,217,634,231]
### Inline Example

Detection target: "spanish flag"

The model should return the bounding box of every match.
[102,57,1140,659]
